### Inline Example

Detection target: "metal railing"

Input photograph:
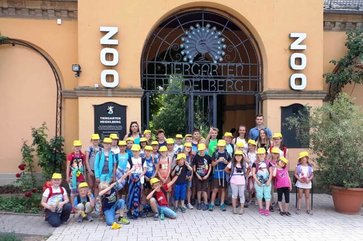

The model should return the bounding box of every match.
[324,0,363,10]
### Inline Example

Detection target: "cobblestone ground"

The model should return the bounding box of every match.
[1,194,362,241]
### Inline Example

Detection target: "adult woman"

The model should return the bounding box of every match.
[232,125,248,153]
[256,129,271,151]
[124,121,141,145]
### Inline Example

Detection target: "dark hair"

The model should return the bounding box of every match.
[257,129,271,147]
[192,128,200,134]
[256,114,264,119]
[237,125,247,139]
[128,121,140,137]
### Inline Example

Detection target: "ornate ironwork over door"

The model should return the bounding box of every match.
[141,9,262,132]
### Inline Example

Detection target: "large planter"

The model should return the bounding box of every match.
[331,185,363,214]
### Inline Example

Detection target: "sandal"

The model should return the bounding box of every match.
[306,210,313,215]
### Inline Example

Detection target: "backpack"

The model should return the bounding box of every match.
[45,186,65,203]
[228,161,246,183]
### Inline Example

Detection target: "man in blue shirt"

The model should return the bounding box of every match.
[248,115,272,141]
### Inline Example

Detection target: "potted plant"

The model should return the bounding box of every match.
[287,93,363,214]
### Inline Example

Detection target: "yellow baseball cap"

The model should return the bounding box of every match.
[235,150,244,156]
[271,147,280,154]
[126,137,134,142]
[185,134,192,138]
[131,144,141,152]
[175,134,183,139]
[224,132,233,138]
[143,130,151,135]
[279,157,288,164]
[52,173,62,179]
[247,139,257,146]
[198,143,206,151]
[166,138,175,145]
[109,133,119,139]
[184,142,192,148]
[298,151,309,159]
[91,134,100,140]
[118,140,127,146]
[150,177,160,185]
[78,182,89,188]
[144,145,153,151]
[217,140,226,147]
[103,137,112,144]
[140,137,148,142]
[151,141,159,146]
[272,133,283,139]
[176,153,186,160]
[236,142,244,148]
[73,140,82,147]
[257,148,266,154]
[159,146,167,152]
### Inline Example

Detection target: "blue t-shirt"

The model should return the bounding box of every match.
[248,127,272,141]
[126,149,133,159]
[117,153,129,171]
[212,151,231,179]
[152,153,159,165]
[143,157,155,178]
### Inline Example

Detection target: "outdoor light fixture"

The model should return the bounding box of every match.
[72,64,81,77]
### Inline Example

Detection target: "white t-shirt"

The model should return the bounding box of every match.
[111,146,120,155]
[42,186,67,206]
[127,157,144,184]
[296,165,313,189]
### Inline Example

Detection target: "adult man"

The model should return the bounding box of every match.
[248,115,272,141]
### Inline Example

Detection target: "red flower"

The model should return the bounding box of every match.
[18,164,26,171]
[24,191,32,198]
[31,188,37,193]
[15,173,21,178]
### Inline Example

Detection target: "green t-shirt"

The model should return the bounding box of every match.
[208,139,218,156]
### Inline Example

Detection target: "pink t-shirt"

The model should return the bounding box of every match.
[275,167,290,188]
[227,162,246,185]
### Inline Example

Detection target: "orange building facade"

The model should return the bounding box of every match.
[0,0,362,183]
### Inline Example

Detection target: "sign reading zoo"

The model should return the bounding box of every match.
[289,32,307,90]
[94,102,126,140]
[100,26,120,88]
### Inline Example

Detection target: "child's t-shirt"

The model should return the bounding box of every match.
[193,154,211,178]
[154,184,169,206]
[42,186,67,206]
[173,144,183,155]
[208,139,218,156]
[296,165,313,189]
[87,146,102,170]
[158,157,170,179]
[227,162,246,185]
[111,146,120,155]
[101,187,117,211]
[67,152,86,182]
[152,152,159,165]
[212,151,231,179]
[143,157,155,178]
[172,164,189,185]
[117,153,129,171]
[74,193,95,207]
[275,167,290,189]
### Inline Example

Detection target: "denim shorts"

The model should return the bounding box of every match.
[174,183,187,201]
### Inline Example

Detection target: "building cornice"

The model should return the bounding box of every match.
[0,0,77,19]
[62,87,144,99]
[260,90,327,101]
[324,12,363,31]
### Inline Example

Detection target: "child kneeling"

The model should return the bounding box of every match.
[74,182,95,222]
[147,176,178,221]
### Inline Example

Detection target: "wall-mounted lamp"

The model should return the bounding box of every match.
[72,64,81,77]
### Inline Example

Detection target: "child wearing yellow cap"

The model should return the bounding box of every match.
[166,138,176,168]
[294,151,314,215]
[85,134,102,195]
[183,142,194,209]
[252,148,273,216]
[269,133,288,158]
[143,129,152,144]
[157,146,171,184]
[94,138,116,185]
[41,173,72,227]
[66,140,86,208]
[174,134,184,155]
[110,133,120,155]
[224,132,235,157]
[171,153,193,212]
[142,145,158,213]
[74,182,95,222]
[273,157,292,216]
[151,141,160,164]
[125,137,134,159]
[115,140,130,200]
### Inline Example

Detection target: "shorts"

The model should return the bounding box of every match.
[195,178,208,192]
[255,182,272,201]
[174,183,187,201]
[213,179,228,189]
[187,178,192,188]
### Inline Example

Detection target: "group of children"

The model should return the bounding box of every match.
[41,127,314,228]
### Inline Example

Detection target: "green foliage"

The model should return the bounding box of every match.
[0,233,22,241]
[286,93,363,188]
[0,194,42,213]
[31,123,66,180]
[150,75,187,136]
[15,141,37,192]
[325,30,363,101]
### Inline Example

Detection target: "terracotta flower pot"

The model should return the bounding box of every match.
[331,185,363,215]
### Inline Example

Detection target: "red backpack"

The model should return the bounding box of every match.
[45,186,65,203]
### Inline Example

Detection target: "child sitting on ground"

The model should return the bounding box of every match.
[41,173,72,227]
[74,182,95,222]
[171,153,193,212]
[146,176,179,221]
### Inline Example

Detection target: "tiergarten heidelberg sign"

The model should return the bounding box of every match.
[99,26,308,91]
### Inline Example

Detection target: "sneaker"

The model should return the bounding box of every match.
[187,203,194,209]
[280,211,286,216]
[208,204,214,211]
[76,216,83,223]
[87,213,93,222]
[244,203,249,208]
[269,206,274,212]
[295,209,301,215]
[140,211,147,218]
[180,207,186,213]
[258,208,264,215]
[264,210,270,216]
[220,204,226,211]
[118,216,130,225]
[239,208,244,215]
[153,213,159,221]
[306,210,313,215]
[232,208,237,214]
[160,212,165,221]
[215,199,220,206]
[202,203,209,211]
[196,203,202,210]
[111,222,121,230]
[285,212,292,216]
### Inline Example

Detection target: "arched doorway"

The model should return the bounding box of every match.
[141,8,262,135]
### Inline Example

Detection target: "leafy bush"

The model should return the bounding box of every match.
[0,233,22,241]
[0,193,42,213]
